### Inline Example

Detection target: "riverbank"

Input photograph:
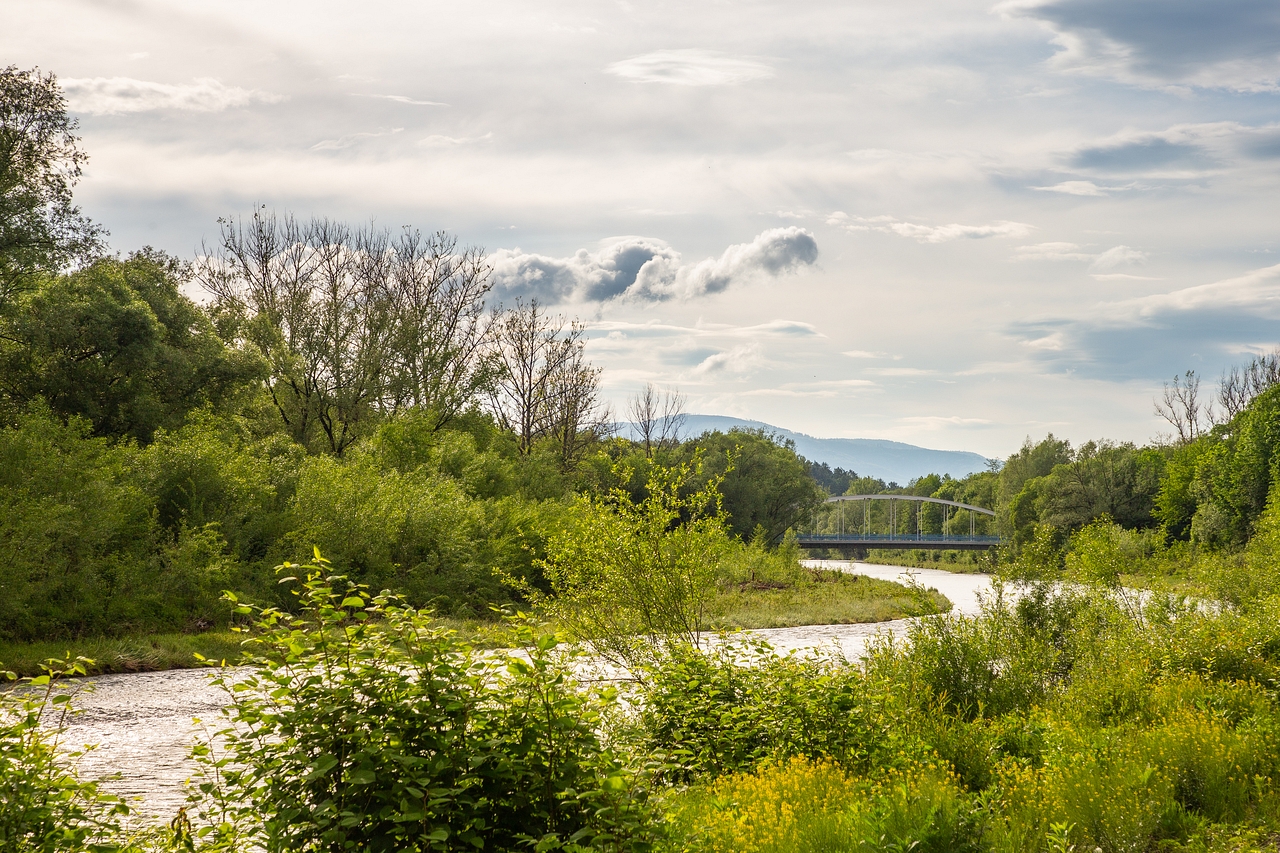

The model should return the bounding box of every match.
[1,569,946,678]
[708,569,949,629]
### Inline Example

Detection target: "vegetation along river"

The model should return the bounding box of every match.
[59,562,996,818]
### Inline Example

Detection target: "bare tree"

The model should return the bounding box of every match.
[383,230,495,430]
[627,382,686,457]
[487,299,600,457]
[198,209,493,454]
[1155,369,1211,445]
[1218,349,1280,421]
[547,340,606,469]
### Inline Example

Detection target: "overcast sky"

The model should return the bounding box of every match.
[6,0,1280,458]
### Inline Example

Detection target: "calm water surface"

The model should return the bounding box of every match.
[57,561,997,818]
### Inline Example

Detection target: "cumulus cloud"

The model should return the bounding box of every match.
[62,76,281,115]
[829,212,1033,243]
[606,49,774,86]
[489,228,817,304]
[1004,0,1280,91]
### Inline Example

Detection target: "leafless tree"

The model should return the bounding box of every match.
[627,382,687,457]
[1155,369,1211,445]
[198,209,493,454]
[547,339,606,469]
[382,230,495,430]
[487,299,601,458]
[1218,349,1280,421]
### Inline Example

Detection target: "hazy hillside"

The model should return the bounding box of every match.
[621,414,992,485]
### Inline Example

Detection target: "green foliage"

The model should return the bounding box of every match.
[633,642,923,782]
[283,452,497,614]
[0,251,261,442]
[0,657,131,851]
[0,405,157,640]
[1157,386,1280,548]
[534,458,730,668]
[192,557,659,852]
[0,66,104,302]
[680,429,824,544]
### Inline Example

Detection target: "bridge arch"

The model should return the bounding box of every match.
[799,493,1001,551]
[823,494,994,516]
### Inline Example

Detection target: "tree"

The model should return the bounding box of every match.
[200,210,494,455]
[1218,350,1280,421]
[535,458,729,669]
[0,67,104,304]
[0,250,260,441]
[1155,369,1211,445]
[684,429,824,543]
[627,382,686,458]
[487,298,603,459]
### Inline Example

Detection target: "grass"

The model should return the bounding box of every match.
[861,548,995,574]
[0,630,247,678]
[706,569,951,630]
[0,572,951,678]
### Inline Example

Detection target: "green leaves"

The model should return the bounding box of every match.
[188,554,660,852]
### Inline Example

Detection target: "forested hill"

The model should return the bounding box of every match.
[660,415,992,485]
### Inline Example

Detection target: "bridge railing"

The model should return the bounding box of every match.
[795,533,1002,544]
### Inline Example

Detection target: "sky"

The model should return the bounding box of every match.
[5,0,1280,459]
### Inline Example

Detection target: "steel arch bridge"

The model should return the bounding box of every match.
[796,494,1001,551]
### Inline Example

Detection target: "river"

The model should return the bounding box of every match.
[53,561,997,819]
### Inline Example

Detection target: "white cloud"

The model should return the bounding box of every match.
[1096,263,1280,327]
[842,349,895,359]
[694,343,762,375]
[358,93,449,106]
[418,132,493,147]
[490,227,818,303]
[62,77,281,115]
[1031,180,1110,195]
[1012,242,1094,261]
[311,128,404,151]
[1011,242,1147,268]
[606,49,774,86]
[1002,0,1280,92]
[1090,245,1148,270]
[837,214,1033,243]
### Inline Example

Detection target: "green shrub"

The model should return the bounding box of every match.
[633,642,919,781]
[0,659,131,851]
[190,556,659,852]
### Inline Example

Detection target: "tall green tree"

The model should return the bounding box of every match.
[685,429,825,543]
[0,66,103,304]
[0,250,260,441]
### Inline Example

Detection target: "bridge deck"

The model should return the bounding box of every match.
[796,533,1001,551]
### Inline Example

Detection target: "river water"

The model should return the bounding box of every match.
[54,561,997,819]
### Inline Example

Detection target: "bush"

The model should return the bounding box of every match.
[190,556,659,852]
[663,756,979,853]
[0,659,131,851]
[633,642,919,781]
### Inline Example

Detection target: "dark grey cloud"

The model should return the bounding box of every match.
[1013,0,1280,88]
[490,228,818,304]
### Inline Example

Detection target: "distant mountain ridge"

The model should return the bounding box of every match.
[621,414,991,485]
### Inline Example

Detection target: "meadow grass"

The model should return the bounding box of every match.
[0,630,246,677]
[706,570,950,629]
